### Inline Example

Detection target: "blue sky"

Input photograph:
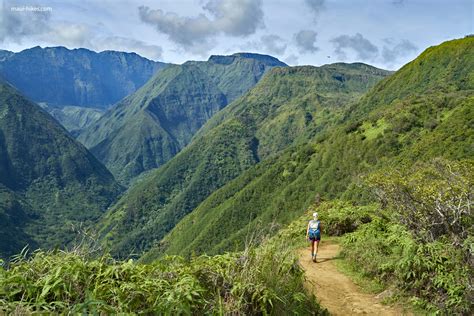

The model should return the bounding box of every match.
[0,0,472,69]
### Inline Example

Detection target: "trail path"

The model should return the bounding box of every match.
[299,241,411,315]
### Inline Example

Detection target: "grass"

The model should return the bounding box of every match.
[361,118,388,140]
[0,229,325,314]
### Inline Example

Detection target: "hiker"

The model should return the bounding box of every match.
[306,212,321,262]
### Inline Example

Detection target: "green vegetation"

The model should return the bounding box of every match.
[146,37,473,261]
[340,159,473,313]
[1,37,472,314]
[0,185,37,259]
[43,105,104,136]
[0,81,122,258]
[0,46,166,109]
[0,228,325,314]
[78,53,286,184]
[98,63,389,258]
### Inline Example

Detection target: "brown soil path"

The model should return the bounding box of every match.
[299,241,411,315]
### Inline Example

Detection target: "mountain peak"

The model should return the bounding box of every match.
[208,52,287,67]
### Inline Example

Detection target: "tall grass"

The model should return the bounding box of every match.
[0,233,324,314]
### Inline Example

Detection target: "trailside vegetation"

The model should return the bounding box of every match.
[0,230,325,314]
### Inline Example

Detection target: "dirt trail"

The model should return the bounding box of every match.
[299,241,410,315]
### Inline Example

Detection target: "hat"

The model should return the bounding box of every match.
[313,212,318,218]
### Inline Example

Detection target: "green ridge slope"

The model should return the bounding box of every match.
[0,82,122,258]
[98,63,390,258]
[146,37,473,259]
[78,53,286,184]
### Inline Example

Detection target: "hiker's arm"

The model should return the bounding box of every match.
[306,222,309,240]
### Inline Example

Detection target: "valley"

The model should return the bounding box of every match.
[0,10,471,312]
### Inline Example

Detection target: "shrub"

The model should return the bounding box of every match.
[341,219,472,313]
[0,237,324,314]
[308,200,376,236]
[367,158,474,253]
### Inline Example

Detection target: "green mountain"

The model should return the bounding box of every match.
[78,53,287,184]
[0,46,167,134]
[144,37,473,259]
[0,46,166,109]
[96,63,390,258]
[0,184,37,258]
[0,81,122,258]
[40,104,104,137]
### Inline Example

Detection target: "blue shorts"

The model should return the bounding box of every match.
[309,231,321,241]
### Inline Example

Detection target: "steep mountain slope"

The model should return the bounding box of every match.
[0,46,167,133]
[0,50,13,61]
[0,184,37,258]
[145,37,473,259]
[78,53,287,184]
[0,46,166,109]
[41,105,104,137]
[0,81,122,258]
[97,63,390,258]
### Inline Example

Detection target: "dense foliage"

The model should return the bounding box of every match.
[0,82,122,258]
[78,53,286,184]
[0,230,325,314]
[0,46,166,109]
[98,63,389,258]
[341,159,473,313]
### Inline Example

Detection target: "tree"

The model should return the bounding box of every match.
[367,158,473,252]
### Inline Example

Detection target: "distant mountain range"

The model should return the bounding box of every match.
[78,53,287,184]
[0,46,167,133]
[0,37,472,265]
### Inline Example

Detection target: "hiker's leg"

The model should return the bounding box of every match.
[315,240,320,255]
[311,240,315,256]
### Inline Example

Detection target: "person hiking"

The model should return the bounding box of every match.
[306,212,321,262]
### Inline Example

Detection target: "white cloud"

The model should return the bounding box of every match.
[93,36,163,60]
[331,33,379,61]
[305,0,325,19]
[382,38,417,65]
[138,0,264,54]
[260,34,287,55]
[295,30,318,53]
[0,0,52,43]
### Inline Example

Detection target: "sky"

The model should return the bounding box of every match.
[0,0,472,70]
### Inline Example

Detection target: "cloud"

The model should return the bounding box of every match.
[260,34,287,55]
[330,33,379,61]
[284,54,299,66]
[0,1,52,43]
[46,23,92,47]
[305,0,325,18]
[382,38,417,64]
[294,30,319,53]
[138,0,264,53]
[94,36,163,60]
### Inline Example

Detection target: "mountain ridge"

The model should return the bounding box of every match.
[78,53,288,183]
[0,80,122,257]
[147,36,473,259]
[0,46,167,109]
[95,62,390,257]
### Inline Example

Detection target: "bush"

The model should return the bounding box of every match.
[0,237,324,314]
[338,158,474,313]
[367,158,474,253]
[308,200,376,236]
[341,218,472,313]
